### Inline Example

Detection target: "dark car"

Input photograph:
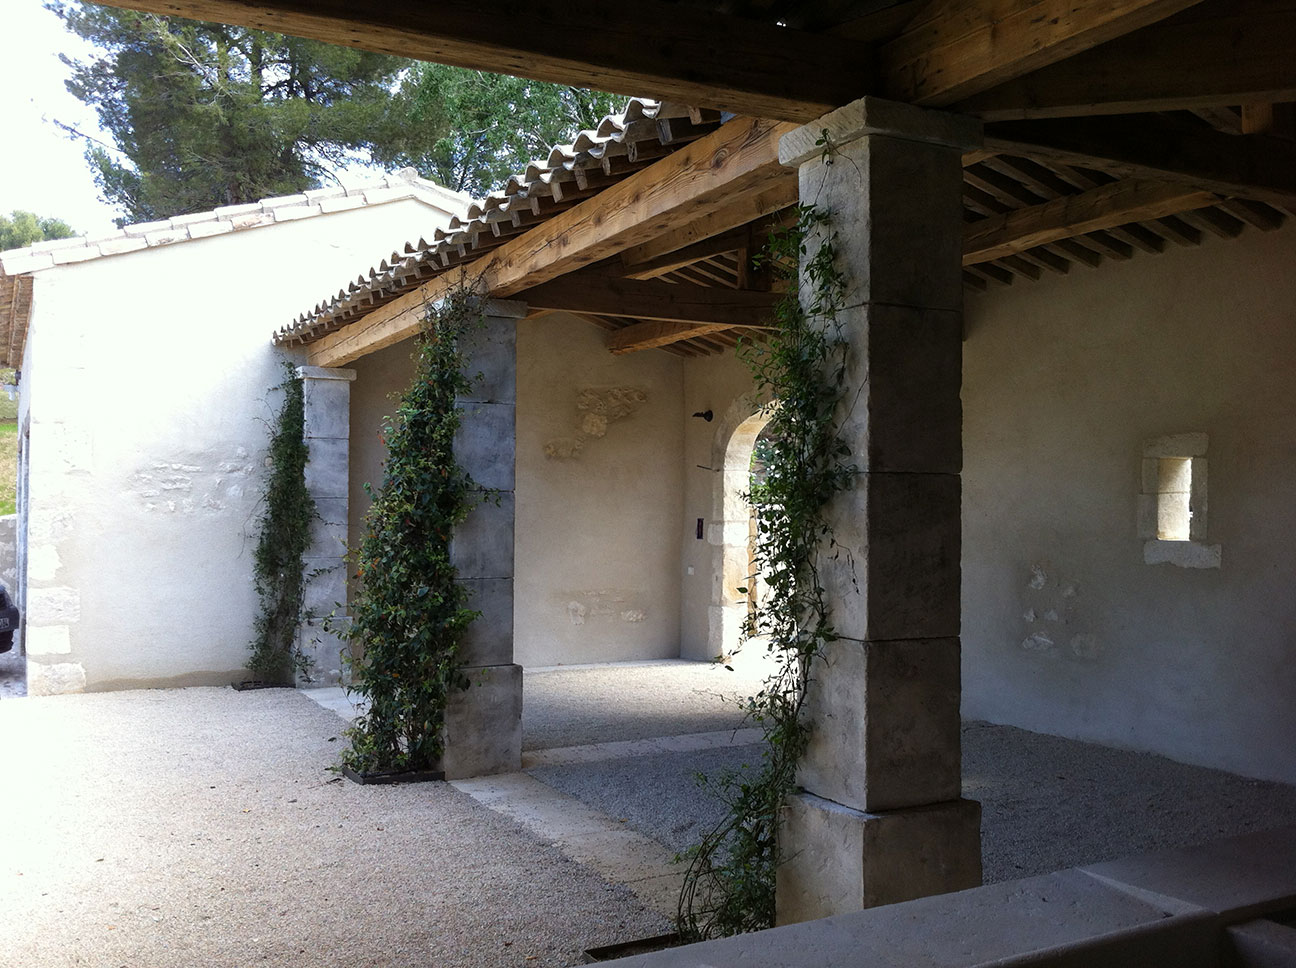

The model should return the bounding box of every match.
[0,584,18,653]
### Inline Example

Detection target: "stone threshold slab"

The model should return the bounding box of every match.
[522,727,762,768]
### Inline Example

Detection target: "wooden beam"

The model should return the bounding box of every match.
[964,179,1217,264]
[618,180,798,271]
[621,226,750,281]
[92,0,871,122]
[954,0,1296,120]
[520,275,779,328]
[881,0,1207,106]
[306,117,795,367]
[607,321,742,355]
[984,116,1296,206]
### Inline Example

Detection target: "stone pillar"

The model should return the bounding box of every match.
[296,365,356,687]
[442,303,526,779]
[774,98,984,924]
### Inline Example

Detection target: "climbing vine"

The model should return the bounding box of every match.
[677,199,854,939]
[247,363,316,685]
[338,290,484,775]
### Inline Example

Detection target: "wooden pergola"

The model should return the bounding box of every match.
[94,0,1296,362]
[85,0,1296,930]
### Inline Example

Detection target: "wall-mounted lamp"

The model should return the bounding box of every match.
[692,410,714,422]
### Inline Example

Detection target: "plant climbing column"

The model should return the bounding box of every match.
[775,98,984,924]
[297,365,356,686]
[442,304,525,778]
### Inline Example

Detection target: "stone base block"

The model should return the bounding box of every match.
[440,663,522,779]
[799,638,962,812]
[27,659,87,696]
[776,792,981,925]
[297,618,349,687]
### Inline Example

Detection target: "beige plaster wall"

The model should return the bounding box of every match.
[20,198,457,693]
[962,222,1296,784]
[349,314,689,668]
[515,313,684,666]
[679,351,763,662]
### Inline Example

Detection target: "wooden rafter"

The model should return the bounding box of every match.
[964,179,1217,264]
[984,116,1296,206]
[305,117,794,367]
[954,0,1296,120]
[520,275,778,328]
[91,0,872,121]
[880,0,1208,106]
[607,321,744,355]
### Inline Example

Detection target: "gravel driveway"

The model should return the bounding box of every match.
[0,687,668,968]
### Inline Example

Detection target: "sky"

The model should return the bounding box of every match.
[0,0,122,237]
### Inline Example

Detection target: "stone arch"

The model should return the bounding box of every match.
[707,393,774,667]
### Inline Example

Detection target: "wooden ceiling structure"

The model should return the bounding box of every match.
[98,0,1296,360]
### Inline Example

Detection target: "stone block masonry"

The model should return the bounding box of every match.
[296,366,356,687]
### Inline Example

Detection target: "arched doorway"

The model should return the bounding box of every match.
[707,397,777,672]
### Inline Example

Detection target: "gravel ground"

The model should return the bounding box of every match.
[0,687,669,968]
[523,661,767,751]
[532,721,1296,883]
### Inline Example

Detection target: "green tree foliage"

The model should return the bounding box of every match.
[50,2,625,221]
[48,1,407,222]
[338,293,484,775]
[0,210,76,251]
[369,65,623,196]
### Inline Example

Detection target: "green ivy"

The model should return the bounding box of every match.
[338,291,484,774]
[247,363,316,685]
[677,202,854,940]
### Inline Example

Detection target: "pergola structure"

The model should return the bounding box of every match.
[93,0,1296,931]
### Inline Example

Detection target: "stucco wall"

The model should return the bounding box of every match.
[679,351,762,661]
[349,313,688,668]
[962,222,1296,784]
[515,314,684,666]
[21,198,457,693]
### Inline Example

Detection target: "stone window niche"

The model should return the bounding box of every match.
[1138,433,1221,569]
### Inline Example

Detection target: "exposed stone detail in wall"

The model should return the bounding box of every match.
[128,449,256,514]
[544,387,647,459]
[1020,561,1100,661]
[562,589,648,626]
[27,660,87,695]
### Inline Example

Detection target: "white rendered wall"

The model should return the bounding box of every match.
[20,198,457,693]
[962,222,1296,784]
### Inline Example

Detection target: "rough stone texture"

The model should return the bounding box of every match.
[302,435,349,500]
[820,472,962,643]
[461,314,519,405]
[450,492,515,581]
[778,97,979,922]
[441,663,523,779]
[24,625,71,656]
[26,585,81,625]
[26,659,87,695]
[454,402,516,491]
[457,578,514,667]
[799,638,962,811]
[776,792,983,925]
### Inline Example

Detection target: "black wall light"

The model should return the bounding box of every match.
[692,410,714,421]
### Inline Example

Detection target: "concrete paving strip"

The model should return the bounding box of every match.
[522,727,763,768]
[450,772,685,918]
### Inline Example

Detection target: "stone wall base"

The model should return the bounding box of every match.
[776,792,982,925]
[440,663,522,779]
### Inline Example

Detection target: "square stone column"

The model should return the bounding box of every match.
[442,303,526,779]
[295,365,356,687]
[775,98,984,924]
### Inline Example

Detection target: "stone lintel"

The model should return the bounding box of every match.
[440,663,523,779]
[295,365,357,382]
[800,638,962,812]
[776,793,982,925]
[779,96,983,169]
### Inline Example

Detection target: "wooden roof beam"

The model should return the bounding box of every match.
[305,117,794,367]
[964,178,1217,264]
[91,0,871,122]
[607,320,745,355]
[881,0,1208,106]
[519,275,779,328]
[954,0,1296,121]
[984,115,1296,206]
